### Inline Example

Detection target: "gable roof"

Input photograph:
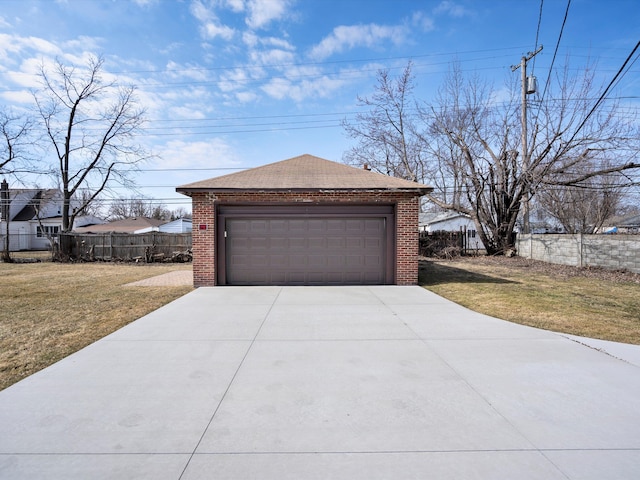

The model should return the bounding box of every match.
[176,154,432,194]
[419,211,471,226]
[73,217,164,234]
[5,189,61,221]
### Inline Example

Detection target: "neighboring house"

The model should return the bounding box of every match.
[0,187,103,251]
[177,154,432,287]
[599,214,640,234]
[134,218,193,234]
[73,217,164,234]
[159,218,192,233]
[419,211,486,250]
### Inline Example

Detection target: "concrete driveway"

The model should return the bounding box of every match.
[1,286,639,479]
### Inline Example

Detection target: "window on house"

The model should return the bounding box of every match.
[467,230,476,238]
[37,226,60,238]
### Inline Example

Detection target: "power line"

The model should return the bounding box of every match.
[532,0,544,74]
[565,40,640,146]
[0,47,547,96]
[531,0,571,134]
[136,167,245,172]
[111,46,531,75]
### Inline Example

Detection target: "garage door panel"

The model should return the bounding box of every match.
[270,255,287,266]
[327,237,345,248]
[225,215,387,285]
[365,238,381,248]
[308,219,325,231]
[289,237,306,249]
[308,238,325,248]
[308,255,326,267]
[289,255,307,268]
[346,237,363,248]
[249,220,269,232]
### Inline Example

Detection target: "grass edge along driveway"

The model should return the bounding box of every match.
[0,262,193,391]
[420,257,640,345]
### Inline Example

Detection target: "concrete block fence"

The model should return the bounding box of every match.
[516,233,640,274]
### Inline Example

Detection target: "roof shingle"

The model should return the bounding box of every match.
[177,154,432,193]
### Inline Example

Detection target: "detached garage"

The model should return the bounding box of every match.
[177,154,431,287]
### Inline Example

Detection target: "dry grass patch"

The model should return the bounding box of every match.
[0,262,193,391]
[420,257,640,344]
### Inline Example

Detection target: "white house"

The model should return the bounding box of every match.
[158,218,192,233]
[132,218,192,234]
[0,186,103,251]
[72,217,192,234]
[419,211,486,251]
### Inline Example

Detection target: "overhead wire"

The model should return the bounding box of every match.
[565,40,640,145]
[531,0,544,74]
[530,0,571,136]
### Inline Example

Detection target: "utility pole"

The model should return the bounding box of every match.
[512,45,543,234]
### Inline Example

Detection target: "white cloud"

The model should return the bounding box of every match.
[260,77,290,100]
[261,73,346,103]
[243,31,259,48]
[250,47,294,66]
[190,0,236,41]
[132,0,159,6]
[62,35,104,53]
[309,23,408,60]
[235,90,258,103]
[434,1,471,18]
[167,106,207,120]
[0,34,62,65]
[412,12,435,32]
[203,22,235,40]
[218,67,253,92]
[224,0,245,13]
[156,138,240,169]
[246,0,290,29]
[0,89,33,105]
[165,60,210,81]
[243,32,294,51]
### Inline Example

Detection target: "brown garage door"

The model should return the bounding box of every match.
[219,206,393,285]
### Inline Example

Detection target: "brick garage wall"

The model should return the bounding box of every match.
[515,233,640,273]
[189,190,422,286]
[191,193,216,287]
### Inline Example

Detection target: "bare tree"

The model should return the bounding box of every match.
[344,59,640,254]
[107,197,170,221]
[1,109,35,262]
[536,169,623,234]
[33,55,149,232]
[75,189,104,218]
[418,61,639,254]
[342,62,426,182]
[171,206,192,220]
[422,64,527,254]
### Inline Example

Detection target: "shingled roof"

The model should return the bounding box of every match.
[177,154,432,194]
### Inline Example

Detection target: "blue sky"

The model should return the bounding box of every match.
[1,0,638,212]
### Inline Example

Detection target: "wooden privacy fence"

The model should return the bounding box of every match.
[60,232,192,262]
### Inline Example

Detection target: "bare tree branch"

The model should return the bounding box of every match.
[33,55,150,232]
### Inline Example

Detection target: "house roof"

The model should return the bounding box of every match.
[419,211,471,226]
[7,189,60,221]
[73,217,164,234]
[618,214,640,227]
[176,154,433,194]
